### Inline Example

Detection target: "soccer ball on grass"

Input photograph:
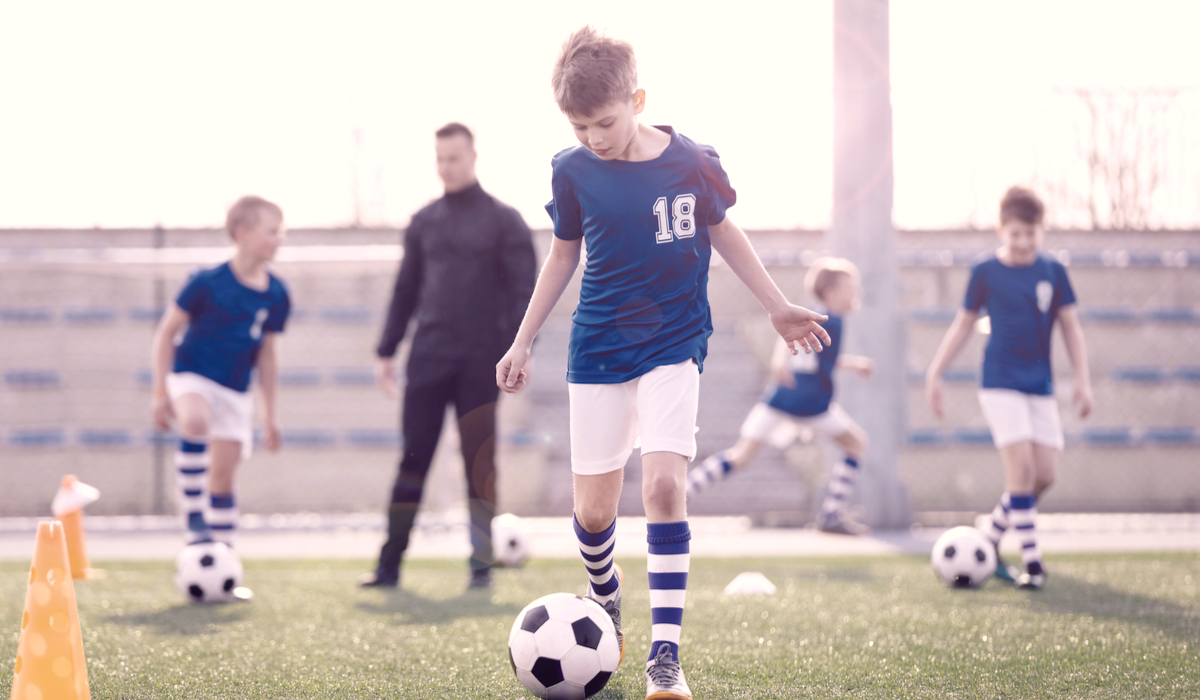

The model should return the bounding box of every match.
[174,541,243,603]
[508,592,619,699]
[492,513,530,568]
[931,526,996,588]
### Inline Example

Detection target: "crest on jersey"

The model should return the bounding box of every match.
[788,343,820,373]
[1035,281,1053,313]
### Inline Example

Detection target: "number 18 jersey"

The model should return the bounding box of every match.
[545,126,737,384]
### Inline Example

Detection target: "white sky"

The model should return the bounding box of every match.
[1,0,1198,230]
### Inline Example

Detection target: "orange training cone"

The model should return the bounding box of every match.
[10,521,91,700]
[50,476,100,580]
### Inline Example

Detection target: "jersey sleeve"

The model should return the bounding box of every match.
[175,269,210,316]
[962,263,988,311]
[264,281,290,333]
[1055,261,1077,307]
[545,156,584,241]
[698,145,736,225]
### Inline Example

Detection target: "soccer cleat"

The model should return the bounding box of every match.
[817,513,871,536]
[645,643,692,700]
[1017,570,1047,590]
[993,551,1019,584]
[590,563,624,666]
[467,568,493,589]
[357,570,399,589]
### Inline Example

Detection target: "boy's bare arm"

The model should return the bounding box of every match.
[924,308,978,418]
[708,216,831,353]
[257,332,282,450]
[497,235,583,392]
[836,354,875,378]
[1057,304,1093,417]
[149,304,190,429]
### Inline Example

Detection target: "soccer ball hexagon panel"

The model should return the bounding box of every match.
[174,541,243,603]
[508,592,619,700]
[931,526,997,588]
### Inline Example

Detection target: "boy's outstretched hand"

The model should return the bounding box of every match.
[496,344,531,394]
[770,304,831,354]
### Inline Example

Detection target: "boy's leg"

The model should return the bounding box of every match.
[642,451,692,699]
[983,491,1019,583]
[206,440,242,547]
[686,437,761,495]
[815,408,869,534]
[997,439,1045,588]
[172,393,213,544]
[573,471,625,662]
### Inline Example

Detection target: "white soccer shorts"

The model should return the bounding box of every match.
[977,388,1064,449]
[166,372,255,458]
[568,359,700,475]
[739,401,855,449]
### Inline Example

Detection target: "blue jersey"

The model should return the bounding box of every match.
[545,127,736,384]
[764,315,843,416]
[173,262,291,392]
[963,253,1076,395]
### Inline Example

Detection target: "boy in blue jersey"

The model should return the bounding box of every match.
[496,27,831,700]
[687,258,875,536]
[926,186,1092,590]
[151,196,291,570]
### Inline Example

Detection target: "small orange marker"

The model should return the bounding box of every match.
[10,520,91,700]
[51,476,100,580]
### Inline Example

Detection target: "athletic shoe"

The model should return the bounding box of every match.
[645,643,692,700]
[1017,571,1047,590]
[467,568,493,589]
[590,563,624,666]
[993,552,1019,584]
[357,570,399,589]
[817,513,871,536]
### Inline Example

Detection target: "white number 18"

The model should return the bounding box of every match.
[653,193,697,244]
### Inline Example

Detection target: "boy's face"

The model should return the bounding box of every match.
[997,218,1043,265]
[236,209,285,262]
[821,274,861,314]
[565,90,644,161]
[436,133,477,193]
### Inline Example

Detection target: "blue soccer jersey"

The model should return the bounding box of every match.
[963,253,1076,395]
[765,315,843,416]
[173,262,291,392]
[545,127,736,384]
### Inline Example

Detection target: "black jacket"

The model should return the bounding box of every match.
[376,182,537,364]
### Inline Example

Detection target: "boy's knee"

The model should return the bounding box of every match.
[177,415,209,440]
[574,504,615,534]
[642,470,684,509]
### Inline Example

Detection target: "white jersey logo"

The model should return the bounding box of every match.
[1035,280,1053,313]
[788,345,820,374]
[250,308,269,340]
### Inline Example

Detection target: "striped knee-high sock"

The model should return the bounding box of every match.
[208,493,238,547]
[176,438,211,544]
[686,452,733,495]
[985,492,1012,548]
[820,448,860,517]
[1009,494,1044,575]
[647,521,690,664]
[574,515,620,605]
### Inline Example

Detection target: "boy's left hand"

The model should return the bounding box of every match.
[262,420,282,452]
[1073,382,1093,418]
[770,304,831,354]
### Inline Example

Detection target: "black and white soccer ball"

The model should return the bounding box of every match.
[174,542,243,603]
[931,526,996,588]
[508,593,620,700]
[492,513,530,568]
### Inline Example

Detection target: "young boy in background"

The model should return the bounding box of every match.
[151,195,291,563]
[688,257,875,535]
[925,186,1092,590]
[496,27,831,700]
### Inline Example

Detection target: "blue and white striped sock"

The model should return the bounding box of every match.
[175,437,211,544]
[985,491,1012,548]
[574,515,620,605]
[208,492,238,547]
[1009,494,1043,575]
[821,450,860,517]
[686,452,732,495]
[647,520,690,664]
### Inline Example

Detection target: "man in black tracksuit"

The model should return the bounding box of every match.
[360,122,537,589]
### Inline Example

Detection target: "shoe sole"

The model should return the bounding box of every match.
[647,690,692,700]
[613,564,625,666]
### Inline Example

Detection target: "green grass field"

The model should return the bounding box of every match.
[2,553,1197,699]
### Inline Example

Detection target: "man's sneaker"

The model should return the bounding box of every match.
[1017,570,1047,590]
[357,570,399,589]
[645,643,692,700]
[589,563,624,666]
[468,568,493,589]
[817,513,871,536]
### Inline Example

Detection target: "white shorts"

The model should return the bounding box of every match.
[977,388,1064,449]
[166,372,254,457]
[739,401,855,449]
[568,359,700,475]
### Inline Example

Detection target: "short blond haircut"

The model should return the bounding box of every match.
[225,195,282,240]
[805,257,859,303]
[552,26,637,116]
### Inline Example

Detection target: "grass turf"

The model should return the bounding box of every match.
[1,553,1197,699]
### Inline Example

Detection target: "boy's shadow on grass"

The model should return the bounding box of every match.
[1022,573,1200,644]
[356,588,521,625]
[104,603,250,636]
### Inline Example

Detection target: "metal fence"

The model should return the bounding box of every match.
[1,228,1197,522]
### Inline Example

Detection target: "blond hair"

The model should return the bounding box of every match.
[805,257,859,303]
[225,195,282,239]
[552,26,637,116]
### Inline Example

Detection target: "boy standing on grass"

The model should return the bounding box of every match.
[926,186,1092,590]
[496,27,831,699]
[687,257,875,536]
[151,196,291,572]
